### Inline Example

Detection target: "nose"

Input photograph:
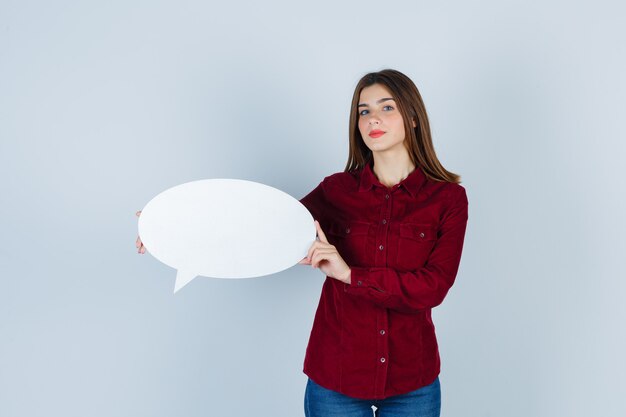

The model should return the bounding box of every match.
[369,116,381,125]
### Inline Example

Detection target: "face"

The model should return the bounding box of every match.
[357,83,416,155]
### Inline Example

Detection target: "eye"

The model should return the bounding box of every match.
[358,105,395,117]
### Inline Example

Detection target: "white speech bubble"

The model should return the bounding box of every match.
[138,179,316,293]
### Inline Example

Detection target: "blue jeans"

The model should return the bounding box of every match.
[304,377,441,417]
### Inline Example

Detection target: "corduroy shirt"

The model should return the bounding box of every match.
[299,162,469,400]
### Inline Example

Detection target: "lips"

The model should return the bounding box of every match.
[369,130,385,138]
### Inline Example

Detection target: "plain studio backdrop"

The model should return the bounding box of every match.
[1,1,624,416]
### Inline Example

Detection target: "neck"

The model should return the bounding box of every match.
[371,148,416,188]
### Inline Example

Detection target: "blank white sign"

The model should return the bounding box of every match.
[138,179,316,293]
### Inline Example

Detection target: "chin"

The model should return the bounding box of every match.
[369,142,406,155]
[367,140,391,150]
[364,139,385,149]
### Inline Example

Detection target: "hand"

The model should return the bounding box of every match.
[135,210,146,254]
[299,220,351,284]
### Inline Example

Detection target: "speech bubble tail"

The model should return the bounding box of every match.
[174,270,197,294]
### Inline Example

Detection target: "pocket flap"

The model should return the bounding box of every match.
[399,223,437,241]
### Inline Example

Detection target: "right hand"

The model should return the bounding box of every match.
[135,210,145,254]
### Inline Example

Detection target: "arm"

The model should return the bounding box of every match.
[298,179,352,282]
[299,180,328,229]
[344,186,469,313]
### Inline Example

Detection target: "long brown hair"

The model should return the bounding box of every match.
[344,69,461,184]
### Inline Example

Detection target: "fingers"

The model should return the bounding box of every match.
[136,236,145,254]
[306,239,335,262]
[135,210,145,254]
[314,220,329,244]
[136,237,146,254]
[310,249,336,268]
[302,221,333,266]
[306,242,316,261]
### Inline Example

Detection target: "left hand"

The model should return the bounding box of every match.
[299,220,351,284]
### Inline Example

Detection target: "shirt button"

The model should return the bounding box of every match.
[379,245,384,251]
[357,280,363,286]
[380,330,385,335]
[380,357,386,363]
[346,228,351,234]
[419,232,425,238]
[385,194,390,199]
[382,219,387,224]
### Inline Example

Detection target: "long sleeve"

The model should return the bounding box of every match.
[344,186,469,314]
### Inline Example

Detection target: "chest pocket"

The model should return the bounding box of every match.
[326,221,371,267]
[395,223,438,271]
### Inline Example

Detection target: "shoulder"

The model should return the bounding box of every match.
[445,182,467,204]
[437,182,468,220]
[423,178,468,208]
[300,170,358,205]
[319,170,360,192]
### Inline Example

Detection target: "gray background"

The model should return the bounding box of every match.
[1,0,625,416]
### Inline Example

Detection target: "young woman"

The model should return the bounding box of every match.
[136,69,468,417]
[297,69,468,417]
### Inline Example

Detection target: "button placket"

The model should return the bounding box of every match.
[376,311,389,359]
[375,189,392,267]
[374,309,390,397]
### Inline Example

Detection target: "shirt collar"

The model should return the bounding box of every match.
[358,162,426,198]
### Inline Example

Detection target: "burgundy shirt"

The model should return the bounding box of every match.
[299,162,469,400]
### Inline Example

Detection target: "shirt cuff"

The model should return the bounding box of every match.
[344,267,387,296]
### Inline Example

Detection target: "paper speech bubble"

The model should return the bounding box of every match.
[138,179,316,293]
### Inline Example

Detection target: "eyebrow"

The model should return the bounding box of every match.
[358,97,395,108]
